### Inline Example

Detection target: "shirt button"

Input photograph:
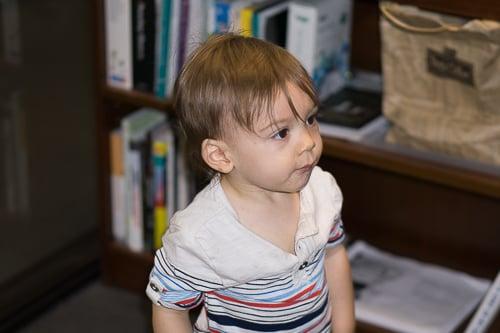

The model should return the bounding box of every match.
[299,261,308,270]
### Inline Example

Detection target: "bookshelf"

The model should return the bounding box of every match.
[94,0,500,331]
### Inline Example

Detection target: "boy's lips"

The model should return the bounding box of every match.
[297,164,314,173]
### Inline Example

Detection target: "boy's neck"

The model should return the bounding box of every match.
[219,174,297,206]
[219,174,300,255]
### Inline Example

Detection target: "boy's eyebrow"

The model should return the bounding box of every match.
[258,117,291,133]
[258,106,318,133]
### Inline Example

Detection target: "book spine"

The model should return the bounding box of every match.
[126,146,144,251]
[206,0,216,35]
[228,0,248,32]
[177,0,190,73]
[165,129,176,219]
[132,0,156,93]
[104,0,133,89]
[154,0,171,97]
[288,0,352,98]
[165,0,181,97]
[185,0,207,57]
[465,271,500,333]
[286,3,316,75]
[240,6,255,37]
[152,140,168,249]
[215,1,231,33]
[109,129,127,243]
[175,136,193,212]
[252,6,259,37]
[139,134,155,251]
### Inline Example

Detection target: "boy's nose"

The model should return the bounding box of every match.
[300,128,316,152]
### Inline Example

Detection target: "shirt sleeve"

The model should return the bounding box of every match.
[146,248,204,310]
[326,216,345,249]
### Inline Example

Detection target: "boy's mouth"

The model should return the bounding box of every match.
[297,163,314,173]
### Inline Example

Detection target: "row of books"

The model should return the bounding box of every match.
[104,0,353,99]
[105,0,388,143]
[109,108,193,252]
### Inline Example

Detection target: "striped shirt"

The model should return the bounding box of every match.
[146,167,345,332]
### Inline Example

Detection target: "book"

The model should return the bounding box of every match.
[151,137,168,249]
[109,128,126,243]
[165,0,181,97]
[464,271,500,333]
[177,0,190,74]
[253,0,290,47]
[154,0,171,97]
[318,86,388,142]
[104,0,133,89]
[121,108,166,252]
[151,122,176,249]
[239,4,255,36]
[206,0,216,34]
[348,241,490,333]
[184,0,208,58]
[286,0,352,99]
[132,0,156,93]
[214,0,232,33]
[240,0,282,37]
[175,136,194,212]
[228,0,257,33]
[133,130,157,251]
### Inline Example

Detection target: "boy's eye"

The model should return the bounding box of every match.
[273,128,289,140]
[306,114,317,126]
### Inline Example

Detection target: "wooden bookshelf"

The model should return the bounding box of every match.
[322,137,500,200]
[94,0,500,331]
[102,85,174,111]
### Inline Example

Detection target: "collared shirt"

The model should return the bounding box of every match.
[146,166,345,332]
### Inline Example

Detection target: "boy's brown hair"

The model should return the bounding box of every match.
[174,33,318,176]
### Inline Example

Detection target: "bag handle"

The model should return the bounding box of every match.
[380,1,461,33]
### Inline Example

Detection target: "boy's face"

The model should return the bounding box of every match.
[224,84,323,193]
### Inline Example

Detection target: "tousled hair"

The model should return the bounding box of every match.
[174,33,318,177]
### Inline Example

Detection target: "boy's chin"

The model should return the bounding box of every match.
[282,171,314,193]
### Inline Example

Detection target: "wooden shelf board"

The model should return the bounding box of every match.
[322,137,500,199]
[101,85,174,112]
[102,241,154,292]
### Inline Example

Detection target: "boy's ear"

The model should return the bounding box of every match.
[201,139,234,174]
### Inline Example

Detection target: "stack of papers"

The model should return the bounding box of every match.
[348,241,491,333]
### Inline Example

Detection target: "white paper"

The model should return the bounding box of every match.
[348,241,490,333]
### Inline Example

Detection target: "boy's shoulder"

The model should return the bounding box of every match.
[308,166,341,196]
[159,179,236,286]
[168,179,230,233]
[305,166,343,219]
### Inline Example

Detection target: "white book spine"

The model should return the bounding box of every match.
[286,3,317,74]
[104,0,133,89]
[127,150,144,251]
[185,0,208,57]
[111,174,126,242]
[465,271,500,333]
[165,0,181,97]
[175,139,192,211]
[228,0,254,33]
[207,0,218,34]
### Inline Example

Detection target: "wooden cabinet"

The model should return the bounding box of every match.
[94,0,500,331]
